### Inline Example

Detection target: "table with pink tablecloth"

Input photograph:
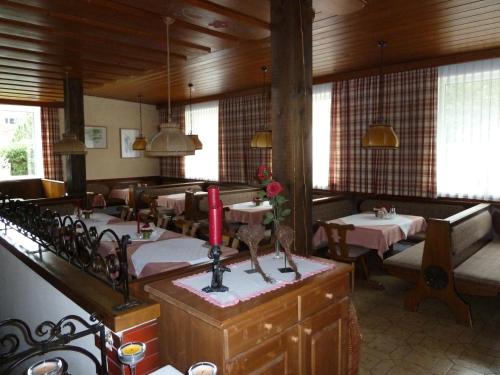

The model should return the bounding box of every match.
[225,201,272,225]
[312,212,426,258]
[108,188,129,204]
[157,193,185,215]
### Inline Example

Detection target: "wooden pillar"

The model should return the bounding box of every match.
[64,76,86,197]
[271,0,313,255]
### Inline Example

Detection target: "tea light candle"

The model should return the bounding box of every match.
[117,342,146,366]
[27,359,63,375]
[188,362,217,375]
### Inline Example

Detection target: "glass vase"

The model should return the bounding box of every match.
[273,239,282,259]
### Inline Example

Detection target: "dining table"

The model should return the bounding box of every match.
[156,193,186,215]
[108,188,130,204]
[225,201,273,225]
[312,212,427,258]
[93,220,238,278]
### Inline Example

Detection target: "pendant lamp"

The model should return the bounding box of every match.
[132,95,147,151]
[54,72,87,155]
[362,41,399,149]
[187,83,203,150]
[251,66,272,148]
[54,133,87,155]
[145,17,195,157]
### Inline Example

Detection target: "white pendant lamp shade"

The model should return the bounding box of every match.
[145,121,195,157]
[188,134,203,150]
[145,16,195,157]
[53,132,87,155]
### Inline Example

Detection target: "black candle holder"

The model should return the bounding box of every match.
[202,245,230,293]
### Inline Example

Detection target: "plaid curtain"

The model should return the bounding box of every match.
[41,107,63,181]
[158,105,185,178]
[219,92,272,184]
[330,67,437,197]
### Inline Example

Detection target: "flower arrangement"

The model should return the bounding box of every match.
[256,165,291,226]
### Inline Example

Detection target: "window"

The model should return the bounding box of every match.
[312,83,332,189]
[184,101,219,181]
[437,58,500,199]
[0,105,43,179]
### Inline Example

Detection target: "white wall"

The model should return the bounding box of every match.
[59,95,160,180]
[0,231,103,375]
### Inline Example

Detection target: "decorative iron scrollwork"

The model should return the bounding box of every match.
[424,265,449,290]
[0,314,108,374]
[0,194,140,310]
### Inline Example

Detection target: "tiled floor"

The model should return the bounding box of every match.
[353,271,500,375]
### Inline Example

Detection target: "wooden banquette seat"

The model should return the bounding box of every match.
[384,203,500,326]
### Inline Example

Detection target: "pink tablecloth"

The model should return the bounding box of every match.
[225,201,272,225]
[312,213,426,257]
[157,193,185,215]
[108,188,129,204]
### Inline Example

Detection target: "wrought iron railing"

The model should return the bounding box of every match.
[0,195,141,312]
[0,314,108,374]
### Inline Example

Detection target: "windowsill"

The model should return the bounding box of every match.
[0,175,43,181]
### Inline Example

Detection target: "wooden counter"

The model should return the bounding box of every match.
[0,225,160,333]
[145,259,355,374]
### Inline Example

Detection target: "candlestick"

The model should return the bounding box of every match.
[207,185,219,208]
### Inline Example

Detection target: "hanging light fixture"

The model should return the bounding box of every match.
[54,71,87,155]
[251,66,272,148]
[145,17,195,157]
[132,94,147,151]
[187,83,203,150]
[362,41,399,149]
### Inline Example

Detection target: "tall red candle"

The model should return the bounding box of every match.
[208,186,222,246]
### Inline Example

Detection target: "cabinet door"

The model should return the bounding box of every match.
[300,297,350,375]
[225,326,300,375]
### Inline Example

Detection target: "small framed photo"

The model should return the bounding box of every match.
[120,128,141,158]
[84,126,107,149]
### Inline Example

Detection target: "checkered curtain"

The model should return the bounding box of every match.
[41,107,63,181]
[158,105,185,178]
[330,67,437,197]
[219,92,272,184]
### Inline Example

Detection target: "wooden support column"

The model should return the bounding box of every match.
[271,0,313,255]
[63,76,86,197]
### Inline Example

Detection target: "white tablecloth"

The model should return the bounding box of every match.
[173,254,335,308]
[339,212,413,236]
[225,201,272,225]
[150,365,183,375]
[131,237,213,276]
[71,212,117,226]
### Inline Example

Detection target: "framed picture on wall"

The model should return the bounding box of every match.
[120,128,141,158]
[84,126,107,149]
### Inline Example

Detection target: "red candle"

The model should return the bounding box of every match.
[208,186,222,246]
[208,185,219,208]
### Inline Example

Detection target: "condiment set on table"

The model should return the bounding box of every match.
[374,206,396,219]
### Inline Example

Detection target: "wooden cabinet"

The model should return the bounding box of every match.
[145,260,355,374]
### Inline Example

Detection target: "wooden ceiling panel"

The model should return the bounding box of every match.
[1,0,500,104]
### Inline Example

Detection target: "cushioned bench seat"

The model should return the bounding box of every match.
[383,242,424,271]
[454,239,500,287]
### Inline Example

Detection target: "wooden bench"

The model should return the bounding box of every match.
[384,203,500,326]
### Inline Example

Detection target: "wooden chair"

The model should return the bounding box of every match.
[222,233,240,250]
[316,220,370,289]
[120,205,132,221]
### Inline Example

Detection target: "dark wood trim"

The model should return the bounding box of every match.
[0,98,63,107]
[0,228,160,332]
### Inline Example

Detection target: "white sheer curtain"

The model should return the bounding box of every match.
[184,100,219,181]
[437,58,500,199]
[312,83,332,189]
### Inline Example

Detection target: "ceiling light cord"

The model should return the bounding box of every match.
[139,94,143,135]
[378,40,386,123]
[166,17,172,123]
[189,83,193,135]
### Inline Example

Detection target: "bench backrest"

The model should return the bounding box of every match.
[197,188,261,213]
[358,197,468,219]
[448,204,492,267]
[312,196,355,223]
[133,182,204,209]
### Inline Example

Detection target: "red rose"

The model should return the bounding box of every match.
[266,181,283,198]
[257,165,272,181]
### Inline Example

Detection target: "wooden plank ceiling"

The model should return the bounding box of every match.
[1,0,500,105]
